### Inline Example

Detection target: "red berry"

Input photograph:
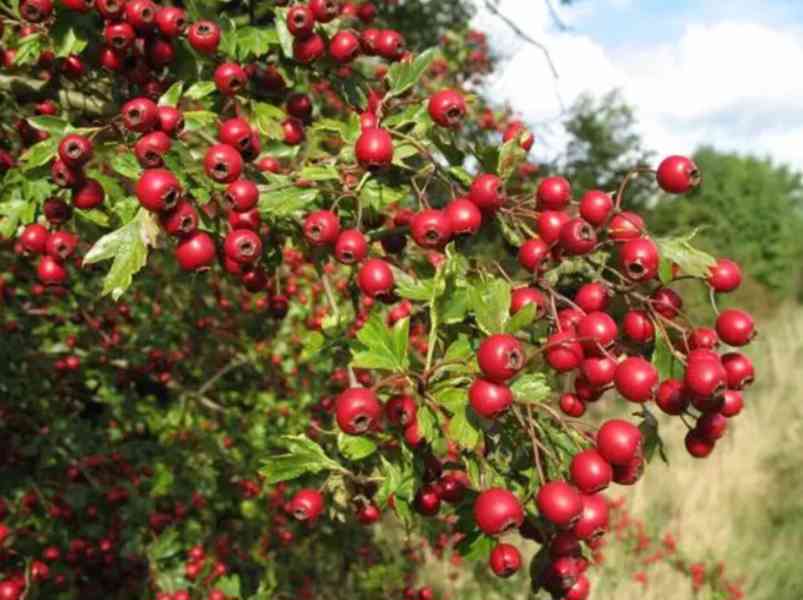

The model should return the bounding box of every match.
[715,309,755,346]
[136,169,181,212]
[410,209,451,249]
[537,481,582,529]
[537,210,570,246]
[559,393,586,417]
[579,190,613,227]
[160,201,198,237]
[518,238,549,272]
[708,258,742,293]
[619,237,659,281]
[204,144,243,183]
[223,229,262,264]
[651,287,683,318]
[502,121,533,151]
[469,378,513,419]
[45,231,78,260]
[375,29,405,61]
[510,287,545,317]
[310,0,339,22]
[573,493,609,541]
[574,283,608,313]
[224,179,259,212]
[428,89,466,128]
[121,97,158,133]
[293,34,326,64]
[414,485,441,516]
[576,311,617,353]
[721,390,743,417]
[188,21,221,54]
[477,334,524,382]
[385,394,417,426]
[570,449,612,494]
[134,131,171,168]
[559,218,597,255]
[544,331,584,373]
[489,543,522,578]
[214,63,247,96]
[334,229,368,264]
[580,356,616,388]
[614,356,658,402]
[536,176,571,210]
[607,211,644,241]
[335,387,382,435]
[58,134,92,168]
[155,6,187,37]
[685,428,715,458]
[37,255,67,285]
[469,174,504,212]
[357,258,394,298]
[228,208,261,231]
[473,488,524,535]
[20,0,53,22]
[124,0,156,30]
[696,412,727,441]
[20,224,50,254]
[445,198,482,235]
[304,210,341,246]
[622,310,654,344]
[688,327,719,350]
[596,419,641,466]
[286,5,315,37]
[355,128,394,169]
[684,355,727,398]
[721,352,754,390]
[175,231,216,271]
[72,179,104,209]
[329,31,361,63]
[657,155,700,194]
[288,489,324,521]
[655,379,689,415]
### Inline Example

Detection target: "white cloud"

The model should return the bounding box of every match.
[473,1,803,169]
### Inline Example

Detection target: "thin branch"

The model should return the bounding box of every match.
[544,0,571,32]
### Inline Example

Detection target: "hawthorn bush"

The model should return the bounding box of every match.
[0,1,757,599]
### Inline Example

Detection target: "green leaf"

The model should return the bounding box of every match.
[183,110,218,132]
[258,185,320,218]
[300,165,340,182]
[416,405,439,443]
[375,455,415,508]
[253,102,285,139]
[434,387,469,414]
[27,116,68,136]
[359,179,407,211]
[351,314,409,372]
[470,278,511,335]
[448,165,474,187]
[76,208,110,227]
[510,374,551,404]
[21,137,58,169]
[111,152,143,180]
[440,287,470,324]
[82,209,157,301]
[237,26,275,60]
[273,7,294,58]
[147,529,181,562]
[383,104,427,129]
[337,433,377,461]
[386,48,437,97]
[639,408,668,464]
[506,302,537,333]
[150,462,175,497]
[655,230,716,279]
[652,328,683,380]
[51,20,88,58]
[444,335,472,363]
[393,268,437,301]
[216,576,241,597]
[455,531,495,560]
[0,200,35,238]
[447,405,481,449]
[497,138,527,181]
[183,81,217,100]
[260,435,343,484]
[13,33,44,66]
[158,81,183,106]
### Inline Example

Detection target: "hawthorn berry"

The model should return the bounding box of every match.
[570,449,612,494]
[445,198,482,235]
[410,209,451,249]
[536,176,572,210]
[136,169,181,212]
[428,89,467,128]
[188,21,221,54]
[204,144,243,183]
[619,237,659,281]
[355,128,394,169]
[708,258,742,293]
[715,309,755,346]
[596,419,642,466]
[537,481,583,529]
[473,488,524,535]
[357,258,394,298]
[579,190,613,226]
[614,357,658,402]
[289,489,324,521]
[469,378,513,419]
[469,174,504,212]
[477,334,524,382]
[657,155,701,194]
[489,543,522,578]
[175,231,216,271]
[304,210,341,246]
[335,387,382,434]
[224,229,262,264]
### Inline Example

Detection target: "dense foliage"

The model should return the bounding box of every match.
[0,1,759,599]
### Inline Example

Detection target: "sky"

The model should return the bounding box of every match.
[471,0,803,169]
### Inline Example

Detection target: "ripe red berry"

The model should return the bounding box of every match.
[696,412,727,441]
[518,238,549,272]
[688,326,719,350]
[224,229,262,264]
[45,231,78,260]
[614,357,658,402]
[657,155,701,194]
[619,237,659,281]
[622,310,654,344]
[287,5,315,37]
[160,200,198,237]
[304,210,341,246]
[707,258,742,293]
[684,354,726,399]
[188,21,221,54]
[715,309,755,346]
[310,0,339,21]
[651,287,683,318]
[473,488,524,535]
[580,356,616,388]
[559,392,585,417]
[445,198,482,235]
[288,489,324,521]
[655,379,689,415]
[469,174,504,212]
[122,97,158,133]
[293,33,326,63]
[385,394,417,426]
[573,493,609,541]
[410,209,451,249]
[573,283,607,314]
[58,134,93,168]
[175,231,216,271]
[375,29,405,61]
[537,481,583,529]
[134,131,172,168]
[357,503,381,525]
[214,63,247,96]
[489,543,522,578]
[502,121,533,151]
[685,428,715,458]
[720,352,754,390]
[414,485,441,516]
[510,287,545,317]
[329,31,361,63]
[469,378,513,419]
[125,0,156,30]
[536,176,571,210]
[223,179,259,212]
[596,419,642,466]
[228,208,261,231]
[576,311,617,353]
[204,144,243,183]
[335,387,382,434]
[155,6,187,37]
[355,128,394,169]
[136,169,181,212]
[537,210,571,246]
[570,449,612,494]
[579,190,613,227]
[20,0,53,22]
[51,159,82,188]
[428,89,466,128]
[477,334,524,382]
[559,218,597,255]
[334,229,368,264]
[20,224,50,254]
[37,255,68,285]
[357,258,394,298]
[72,179,105,210]
[721,390,743,417]
[545,331,584,373]
[607,211,644,241]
